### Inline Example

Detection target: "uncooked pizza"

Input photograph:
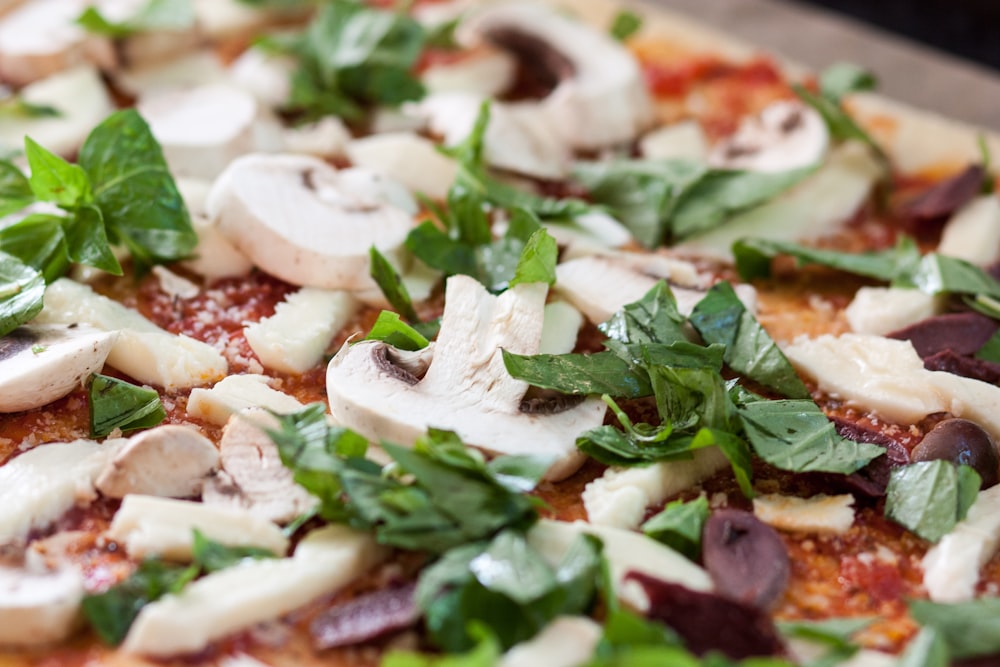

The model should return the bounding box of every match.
[0,0,999,665]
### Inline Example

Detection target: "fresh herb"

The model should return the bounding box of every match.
[885,461,981,542]
[909,598,1000,659]
[0,252,44,337]
[88,374,167,438]
[417,530,603,652]
[190,529,277,572]
[508,228,558,288]
[82,559,198,645]
[609,10,642,41]
[383,623,501,667]
[690,282,809,398]
[30,344,46,354]
[272,0,426,123]
[975,329,1000,363]
[269,407,547,553]
[501,349,652,398]
[0,94,60,120]
[641,495,709,561]
[818,62,877,102]
[368,246,420,321]
[978,135,994,195]
[778,616,874,667]
[573,158,813,248]
[424,17,461,50]
[0,160,34,217]
[364,310,429,351]
[599,280,688,348]
[898,628,949,667]
[76,0,195,37]
[578,395,703,467]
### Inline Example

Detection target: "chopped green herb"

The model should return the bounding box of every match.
[732,235,921,283]
[909,598,1000,659]
[978,135,994,194]
[0,251,44,337]
[508,228,557,288]
[76,0,195,37]
[818,62,877,102]
[383,623,501,667]
[30,344,45,354]
[502,349,652,398]
[88,374,167,438]
[364,310,430,351]
[641,495,709,560]
[24,137,92,208]
[0,160,34,217]
[975,328,1000,363]
[898,627,949,667]
[599,281,687,348]
[885,460,981,542]
[609,9,642,41]
[0,213,72,283]
[0,95,60,120]
[190,529,278,572]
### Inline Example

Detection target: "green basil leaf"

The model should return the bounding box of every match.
[641,495,709,560]
[406,220,479,279]
[0,95,60,120]
[368,245,421,323]
[647,360,733,432]
[975,329,1000,363]
[77,0,197,37]
[600,281,687,347]
[63,204,122,275]
[909,598,1000,659]
[0,159,34,216]
[88,374,166,438]
[480,176,591,220]
[24,137,91,207]
[82,559,198,645]
[732,235,921,283]
[793,83,889,171]
[689,281,809,399]
[0,213,70,282]
[898,628,949,667]
[577,423,704,467]
[609,9,642,41]
[78,109,197,271]
[737,399,883,474]
[885,461,982,542]
[502,349,652,398]
[382,624,501,667]
[364,310,429,351]
[689,427,755,498]
[907,253,1000,301]
[509,228,557,288]
[190,529,277,573]
[818,63,877,102]
[0,251,45,336]
[777,616,875,650]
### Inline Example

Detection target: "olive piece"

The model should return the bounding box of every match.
[912,418,1000,488]
[701,509,790,609]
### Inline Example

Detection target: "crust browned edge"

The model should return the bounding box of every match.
[2,1,999,666]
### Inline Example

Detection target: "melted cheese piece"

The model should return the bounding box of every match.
[499,616,602,667]
[753,493,855,534]
[937,195,1000,266]
[186,374,304,426]
[844,287,939,336]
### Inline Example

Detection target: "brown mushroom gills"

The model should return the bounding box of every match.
[911,418,1000,488]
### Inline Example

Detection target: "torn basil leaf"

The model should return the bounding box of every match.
[508,228,557,288]
[364,310,430,351]
[0,214,71,283]
[382,624,501,667]
[732,235,921,283]
[24,137,92,208]
[641,495,709,561]
[885,461,981,542]
[88,374,167,438]
[502,349,652,398]
[0,95,60,121]
[0,251,45,337]
[191,529,277,573]
[690,281,809,399]
[609,9,642,41]
[369,246,420,323]
[818,62,877,102]
[909,598,1000,660]
[76,0,195,37]
[898,627,949,667]
[600,281,688,347]
[0,159,34,217]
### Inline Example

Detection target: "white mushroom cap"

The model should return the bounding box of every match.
[458,3,654,150]
[207,153,416,291]
[708,100,829,172]
[0,564,84,647]
[326,275,607,481]
[0,324,118,413]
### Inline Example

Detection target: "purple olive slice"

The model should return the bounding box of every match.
[702,509,790,609]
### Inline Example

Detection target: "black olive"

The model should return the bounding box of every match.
[701,509,790,609]
[912,418,1000,488]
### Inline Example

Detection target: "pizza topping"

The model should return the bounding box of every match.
[900,163,987,225]
[0,323,116,413]
[311,582,419,650]
[911,418,1000,488]
[87,373,166,438]
[641,495,709,561]
[497,615,602,667]
[752,493,856,534]
[345,131,458,201]
[207,153,415,291]
[639,120,710,162]
[887,311,999,359]
[844,286,939,336]
[937,195,1000,265]
[186,373,304,426]
[909,598,1000,661]
[94,424,218,499]
[0,563,85,647]
[701,509,790,609]
[708,100,829,173]
[885,459,981,542]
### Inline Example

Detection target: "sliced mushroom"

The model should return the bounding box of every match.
[228,45,294,108]
[95,425,219,499]
[327,275,605,480]
[0,0,115,86]
[137,83,258,180]
[201,409,317,524]
[457,3,653,150]
[208,155,416,291]
[0,324,117,413]
[176,178,254,281]
[114,50,228,98]
[421,45,516,98]
[282,117,351,158]
[708,100,828,172]
[0,564,84,647]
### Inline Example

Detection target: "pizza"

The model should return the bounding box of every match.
[1,0,1000,665]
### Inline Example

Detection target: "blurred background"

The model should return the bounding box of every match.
[654,0,1000,130]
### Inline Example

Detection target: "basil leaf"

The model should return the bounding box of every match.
[600,281,688,347]
[690,281,809,399]
[908,252,1000,301]
[406,220,479,279]
[909,598,1000,659]
[689,427,755,498]
[364,310,429,351]
[63,204,122,275]
[609,9,642,41]
[793,83,889,172]
[24,137,91,207]
[82,560,198,645]
[577,412,702,468]
[898,628,948,667]
[88,374,166,438]
[885,461,981,542]
[732,235,921,283]
[737,399,883,474]
[647,358,733,432]
[190,529,277,573]
[383,624,501,667]
[778,616,874,649]
[819,63,877,102]
[0,159,34,216]
[0,251,45,337]
[0,214,71,282]
[502,349,652,398]
[975,329,1000,363]
[78,109,196,271]
[508,228,557,288]
[0,95,60,120]
[641,495,709,560]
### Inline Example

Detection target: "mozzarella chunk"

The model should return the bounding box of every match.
[345,132,458,201]
[0,439,125,543]
[922,484,1000,602]
[35,278,228,390]
[0,565,84,647]
[122,525,387,657]
[114,50,228,97]
[527,519,712,611]
[639,121,709,162]
[228,46,293,107]
[844,287,939,336]
[937,195,1000,266]
[539,301,584,355]
[282,117,351,158]
[583,448,729,529]
[0,66,114,157]
[95,425,218,499]
[421,47,516,97]
[138,84,258,180]
[106,494,288,561]
[152,266,200,300]
[0,324,117,413]
[244,288,359,375]
[499,616,601,667]
[186,374,304,426]
[784,334,1000,443]
[753,493,855,534]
